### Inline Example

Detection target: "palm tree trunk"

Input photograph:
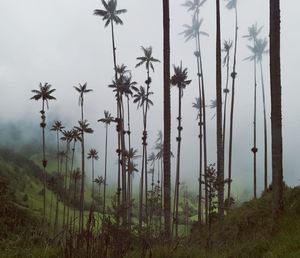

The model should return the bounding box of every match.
[216,0,224,219]
[74,180,77,233]
[67,140,76,231]
[79,102,85,233]
[126,96,132,229]
[196,31,208,225]
[41,101,46,223]
[253,52,258,199]
[54,130,60,232]
[63,142,70,228]
[270,0,283,219]
[260,60,268,191]
[163,0,171,240]
[228,6,238,201]
[103,124,108,219]
[173,87,182,238]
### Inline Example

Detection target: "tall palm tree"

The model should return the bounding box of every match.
[30,82,56,221]
[132,85,153,230]
[225,0,239,206]
[135,46,160,228]
[270,0,283,219]
[216,0,224,219]
[244,24,263,199]
[181,1,209,223]
[94,176,105,217]
[94,1,127,225]
[61,129,73,228]
[171,63,191,237]
[74,83,93,232]
[247,37,269,192]
[98,111,114,219]
[50,121,64,232]
[87,148,99,201]
[163,0,171,240]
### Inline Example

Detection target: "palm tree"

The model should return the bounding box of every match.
[244,24,263,199]
[50,121,64,232]
[216,0,224,219]
[181,2,209,224]
[61,129,73,228]
[170,63,191,237]
[132,85,154,230]
[87,148,99,202]
[74,83,93,232]
[94,176,105,216]
[270,0,283,219]
[256,38,269,191]
[163,0,171,240]
[225,0,239,207]
[98,111,114,219]
[94,1,127,225]
[30,82,56,222]
[135,46,160,228]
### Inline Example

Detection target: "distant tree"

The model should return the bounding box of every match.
[244,24,263,199]
[171,63,191,237]
[30,82,56,222]
[87,148,99,201]
[50,120,64,232]
[74,83,93,232]
[98,110,114,219]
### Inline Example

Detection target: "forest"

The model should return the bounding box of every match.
[0,0,299,257]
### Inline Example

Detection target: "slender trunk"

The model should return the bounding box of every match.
[126,96,132,229]
[196,31,208,225]
[92,158,95,201]
[260,60,268,191]
[216,0,224,219]
[103,124,108,219]
[41,101,46,223]
[194,22,203,225]
[74,180,77,233]
[67,140,76,231]
[79,102,85,233]
[228,6,238,201]
[50,191,53,225]
[163,0,171,240]
[223,56,230,156]
[63,142,70,228]
[54,131,60,232]
[270,0,283,219]
[173,87,182,238]
[253,49,258,199]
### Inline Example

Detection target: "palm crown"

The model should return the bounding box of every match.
[182,0,207,13]
[225,0,237,10]
[98,110,115,125]
[87,148,99,160]
[170,63,192,90]
[75,120,94,134]
[222,39,233,66]
[93,0,127,27]
[192,97,201,111]
[50,121,64,132]
[135,46,160,72]
[74,83,93,106]
[132,86,153,109]
[30,82,56,109]
[181,16,209,42]
[245,37,268,63]
[243,23,263,42]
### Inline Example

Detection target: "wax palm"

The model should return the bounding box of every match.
[244,25,263,199]
[94,176,105,215]
[222,39,232,166]
[180,12,209,224]
[74,83,93,232]
[61,129,73,228]
[135,46,160,73]
[98,111,114,219]
[225,0,239,203]
[171,63,191,237]
[133,86,154,110]
[30,82,56,222]
[50,120,64,232]
[246,37,269,192]
[87,148,99,201]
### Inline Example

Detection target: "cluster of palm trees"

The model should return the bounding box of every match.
[30,0,283,243]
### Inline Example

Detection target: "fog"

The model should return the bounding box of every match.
[0,0,299,198]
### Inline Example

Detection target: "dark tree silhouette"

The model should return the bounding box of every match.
[30,82,56,222]
[171,63,191,237]
[87,148,99,201]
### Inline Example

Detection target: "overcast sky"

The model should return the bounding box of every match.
[0,0,299,198]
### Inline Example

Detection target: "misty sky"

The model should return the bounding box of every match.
[0,0,299,198]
